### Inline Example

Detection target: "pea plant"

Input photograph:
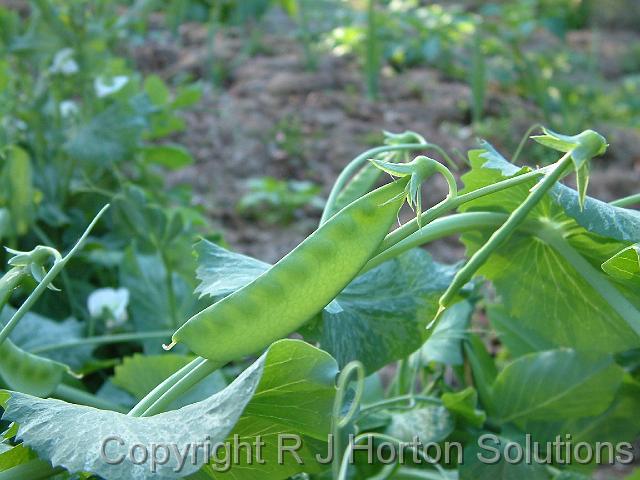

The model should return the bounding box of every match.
[1,126,640,480]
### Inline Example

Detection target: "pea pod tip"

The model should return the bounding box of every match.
[162,340,177,351]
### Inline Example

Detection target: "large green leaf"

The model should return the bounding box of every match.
[120,249,199,353]
[195,240,270,300]
[65,102,146,165]
[460,432,548,480]
[491,349,623,425]
[459,143,640,353]
[320,249,457,372]
[441,387,486,428]
[525,380,640,463]
[488,304,552,357]
[1,307,92,369]
[1,339,337,480]
[415,300,473,366]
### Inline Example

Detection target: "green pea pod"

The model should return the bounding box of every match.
[0,339,69,397]
[0,267,71,397]
[170,177,410,362]
[332,156,388,213]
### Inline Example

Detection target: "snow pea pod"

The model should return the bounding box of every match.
[0,268,70,397]
[169,177,410,361]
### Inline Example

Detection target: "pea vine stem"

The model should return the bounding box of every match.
[0,204,110,347]
[436,152,573,316]
[30,330,174,354]
[610,192,640,208]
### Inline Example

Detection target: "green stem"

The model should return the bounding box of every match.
[31,224,83,320]
[54,384,126,413]
[538,227,640,337]
[128,356,222,417]
[364,212,505,273]
[437,153,572,312]
[359,394,440,416]
[161,252,179,328]
[0,459,63,480]
[0,205,109,346]
[137,359,222,417]
[511,123,542,165]
[331,361,365,479]
[30,330,174,354]
[610,192,640,208]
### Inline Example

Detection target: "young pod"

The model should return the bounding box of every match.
[171,177,410,362]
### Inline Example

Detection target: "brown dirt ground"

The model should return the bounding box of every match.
[135,18,640,265]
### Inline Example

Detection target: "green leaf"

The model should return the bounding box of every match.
[602,244,640,287]
[1,307,92,370]
[143,75,170,106]
[141,144,194,170]
[460,144,640,353]
[195,240,270,300]
[491,349,623,425]
[0,391,9,408]
[120,248,199,354]
[172,84,202,109]
[0,444,36,472]
[386,406,454,443]
[112,353,226,410]
[441,387,486,428]
[526,380,640,465]
[460,432,548,480]
[488,304,552,357]
[0,339,337,480]
[65,103,146,164]
[415,300,472,366]
[320,249,457,372]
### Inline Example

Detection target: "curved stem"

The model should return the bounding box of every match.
[364,213,506,273]
[359,394,441,416]
[511,122,542,165]
[321,144,428,224]
[610,192,640,208]
[0,205,109,346]
[30,330,174,354]
[331,361,365,479]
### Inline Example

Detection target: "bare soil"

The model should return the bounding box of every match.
[136,17,640,264]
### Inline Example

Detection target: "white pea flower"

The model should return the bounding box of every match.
[59,100,79,117]
[94,75,129,98]
[87,287,130,326]
[49,48,79,75]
